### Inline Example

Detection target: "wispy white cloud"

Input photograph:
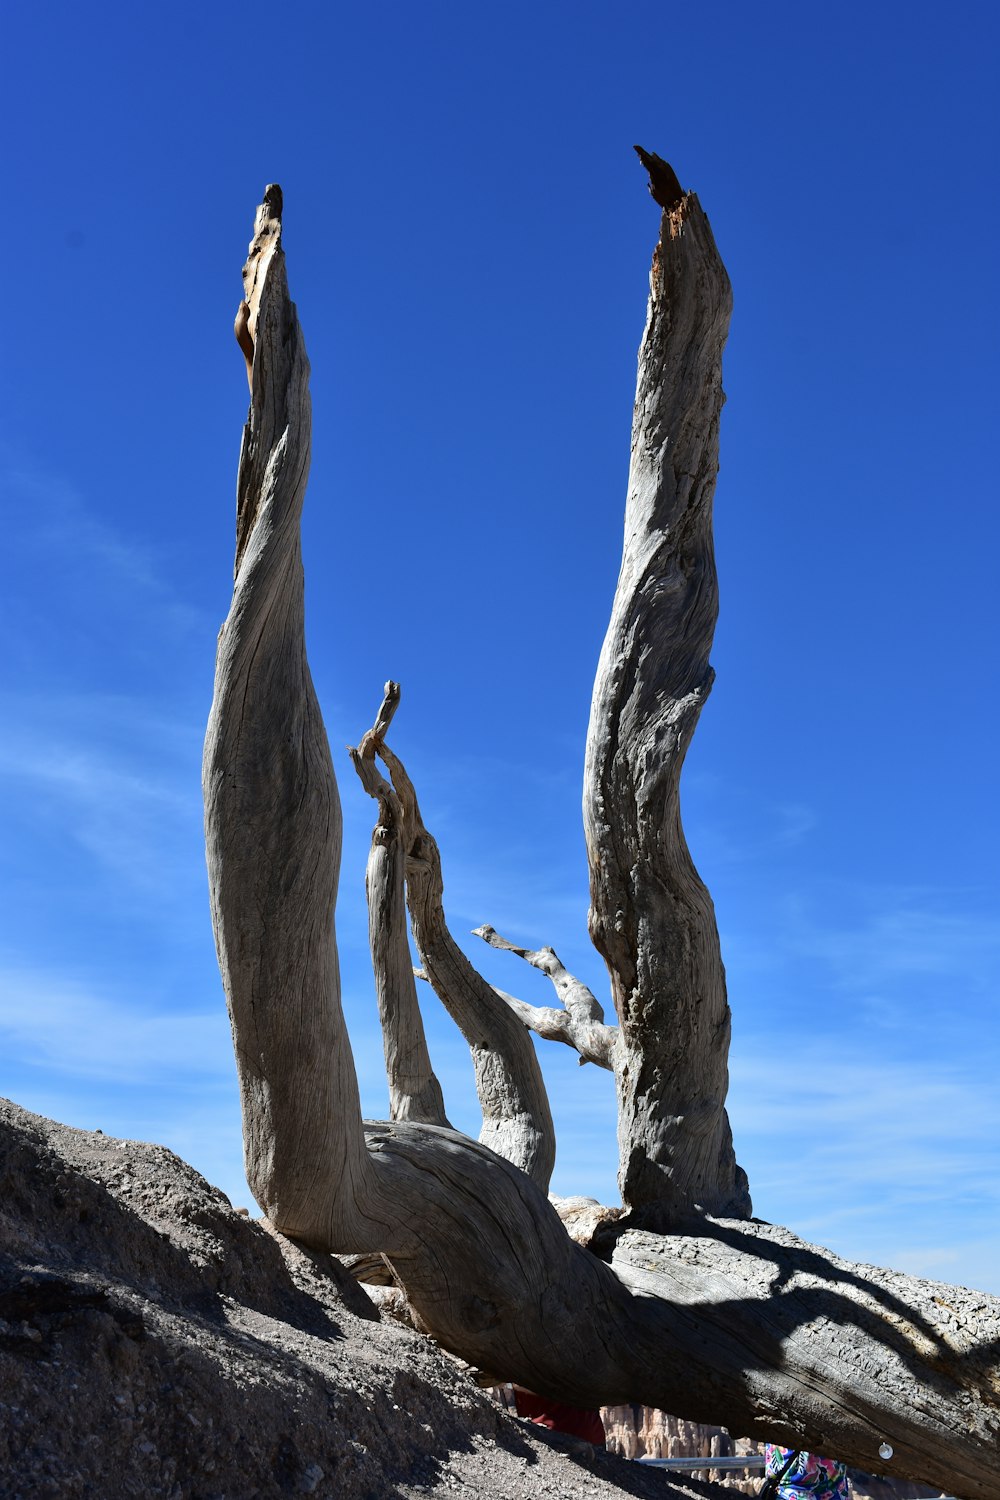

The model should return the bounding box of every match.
[720,878,1000,1049]
[0,694,204,893]
[781,889,1000,994]
[0,736,192,814]
[0,690,204,755]
[771,802,818,849]
[683,771,820,865]
[0,464,206,637]
[730,1048,1000,1144]
[728,1042,1000,1292]
[0,965,231,1082]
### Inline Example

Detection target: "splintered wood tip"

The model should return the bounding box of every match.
[262,183,283,221]
[633,147,685,211]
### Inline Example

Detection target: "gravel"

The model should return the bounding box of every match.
[0,1098,730,1500]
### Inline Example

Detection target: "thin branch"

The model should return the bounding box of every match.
[369,727,556,1190]
[472,925,617,1071]
[348,686,449,1129]
[358,678,402,754]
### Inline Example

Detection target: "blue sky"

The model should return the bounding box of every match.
[2,2,998,1294]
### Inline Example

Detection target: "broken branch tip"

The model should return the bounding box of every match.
[262,183,283,221]
[633,146,685,211]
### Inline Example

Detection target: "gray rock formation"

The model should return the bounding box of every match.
[601,1408,948,1499]
[602,1407,761,1493]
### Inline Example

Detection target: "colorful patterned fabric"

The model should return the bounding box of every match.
[764,1445,849,1498]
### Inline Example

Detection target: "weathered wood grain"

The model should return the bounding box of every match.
[473,923,618,1069]
[373,730,556,1189]
[350,687,450,1127]
[202,180,1000,1500]
[583,154,749,1224]
[204,188,380,1249]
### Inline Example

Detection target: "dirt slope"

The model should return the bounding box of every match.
[0,1099,730,1500]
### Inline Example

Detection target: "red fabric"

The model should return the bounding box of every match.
[513,1389,606,1446]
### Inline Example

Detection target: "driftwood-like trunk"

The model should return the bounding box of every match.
[204,191,381,1250]
[203,173,1000,1499]
[583,154,747,1225]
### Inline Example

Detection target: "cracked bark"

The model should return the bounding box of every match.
[349,689,450,1128]
[584,151,749,1225]
[201,178,1000,1500]
[367,708,555,1190]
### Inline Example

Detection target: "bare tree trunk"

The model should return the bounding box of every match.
[203,188,382,1249]
[583,152,749,1225]
[202,180,1000,1500]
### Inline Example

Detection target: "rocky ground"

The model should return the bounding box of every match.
[0,1099,736,1500]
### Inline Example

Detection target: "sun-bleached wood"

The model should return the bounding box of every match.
[473,924,618,1070]
[203,191,385,1249]
[584,150,749,1225]
[349,707,450,1128]
[366,713,555,1189]
[202,179,1000,1499]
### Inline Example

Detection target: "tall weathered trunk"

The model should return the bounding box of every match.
[203,188,380,1249]
[584,154,748,1225]
[202,178,1000,1500]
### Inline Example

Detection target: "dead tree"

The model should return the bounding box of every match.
[203,163,1000,1499]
